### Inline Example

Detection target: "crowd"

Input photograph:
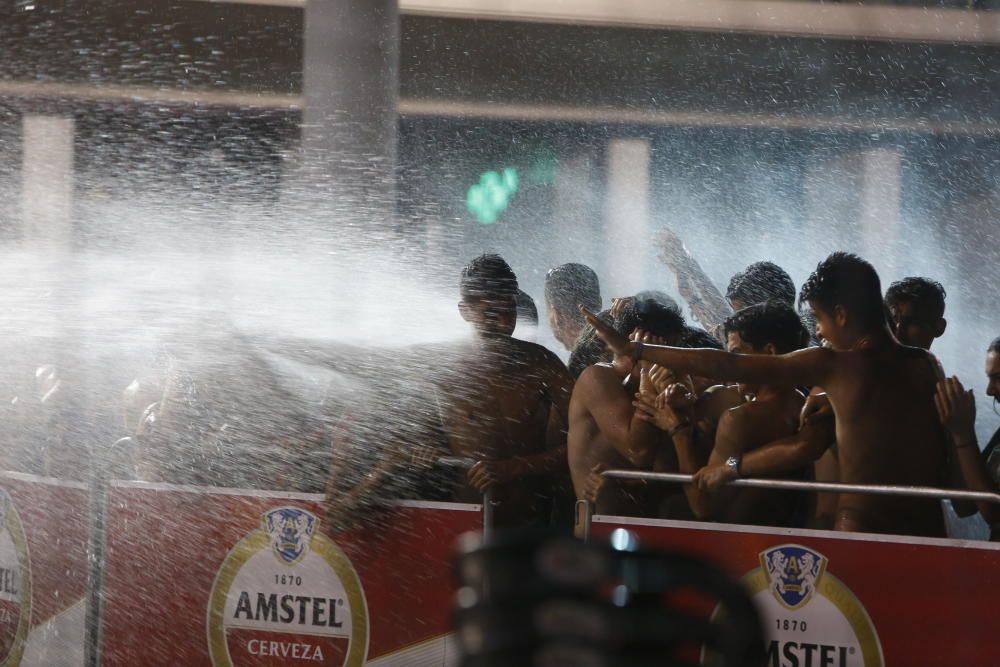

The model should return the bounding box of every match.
[370,236,999,540]
[1,231,997,542]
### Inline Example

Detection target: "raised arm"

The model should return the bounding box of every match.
[581,306,834,389]
[576,366,661,468]
[656,229,733,333]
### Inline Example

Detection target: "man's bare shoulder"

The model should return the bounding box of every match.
[577,363,621,390]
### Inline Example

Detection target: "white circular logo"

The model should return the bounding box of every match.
[207,507,368,666]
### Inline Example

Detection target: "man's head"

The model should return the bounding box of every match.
[545,263,602,350]
[724,302,809,393]
[726,261,796,311]
[799,252,887,351]
[459,254,519,336]
[884,277,947,350]
[608,296,687,375]
[987,337,1000,401]
[724,302,810,356]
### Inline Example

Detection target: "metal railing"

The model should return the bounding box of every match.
[601,470,1000,504]
[573,469,1000,542]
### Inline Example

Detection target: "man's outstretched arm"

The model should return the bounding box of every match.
[581,306,833,389]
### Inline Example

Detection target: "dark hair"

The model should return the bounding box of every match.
[989,336,1000,355]
[724,302,810,354]
[461,254,518,302]
[567,300,687,377]
[726,261,796,309]
[545,263,602,318]
[568,309,612,379]
[681,326,724,350]
[615,296,687,342]
[516,290,539,326]
[633,290,681,315]
[885,277,946,321]
[799,252,886,331]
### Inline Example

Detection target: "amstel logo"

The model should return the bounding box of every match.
[0,488,31,667]
[207,507,368,666]
[745,544,883,667]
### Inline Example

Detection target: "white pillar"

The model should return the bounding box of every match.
[858,147,903,269]
[20,115,74,248]
[803,146,903,274]
[604,138,651,300]
[300,0,399,227]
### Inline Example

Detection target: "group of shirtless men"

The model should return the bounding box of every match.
[405,233,1000,540]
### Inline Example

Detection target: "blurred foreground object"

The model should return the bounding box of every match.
[454,529,764,667]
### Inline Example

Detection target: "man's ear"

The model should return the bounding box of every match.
[935,317,947,338]
[763,342,778,356]
[833,305,848,328]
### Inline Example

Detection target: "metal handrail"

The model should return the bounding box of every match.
[601,469,1000,504]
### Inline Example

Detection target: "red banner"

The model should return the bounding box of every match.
[0,471,89,666]
[99,481,482,666]
[592,515,1000,667]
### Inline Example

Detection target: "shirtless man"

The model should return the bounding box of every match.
[696,275,953,528]
[885,277,947,351]
[545,263,603,352]
[584,252,951,537]
[434,254,573,528]
[567,298,688,518]
[635,302,809,526]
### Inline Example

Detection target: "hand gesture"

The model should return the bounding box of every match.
[646,364,677,396]
[800,392,833,427]
[693,462,737,491]
[468,458,527,493]
[934,376,976,441]
[634,382,692,432]
[610,297,633,318]
[580,306,633,358]
[582,463,606,503]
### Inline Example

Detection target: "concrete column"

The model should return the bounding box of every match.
[604,138,651,300]
[20,115,74,248]
[858,147,903,270]
[803,145,903,274]
[300,0,399,226]
[552,147,602,264]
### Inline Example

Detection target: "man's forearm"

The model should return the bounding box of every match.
[739,429,830,478]
[949,431,999,523]
[671,427,715,518]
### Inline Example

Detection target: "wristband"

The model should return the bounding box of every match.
[632,340,645,366]
[667,422,692,438]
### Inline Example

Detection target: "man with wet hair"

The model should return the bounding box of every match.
[567,297,688,520]
[635,302,808,526]
[436,254,573,528]
[584,252,952,537]
[545,263,602,351]
[885,277,947,350]
[726,262,797,311]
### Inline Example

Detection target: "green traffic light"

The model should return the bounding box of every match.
[467,167,518,224]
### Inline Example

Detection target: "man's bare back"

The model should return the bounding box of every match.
[822,345,948,536]
[432,335,572,527]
